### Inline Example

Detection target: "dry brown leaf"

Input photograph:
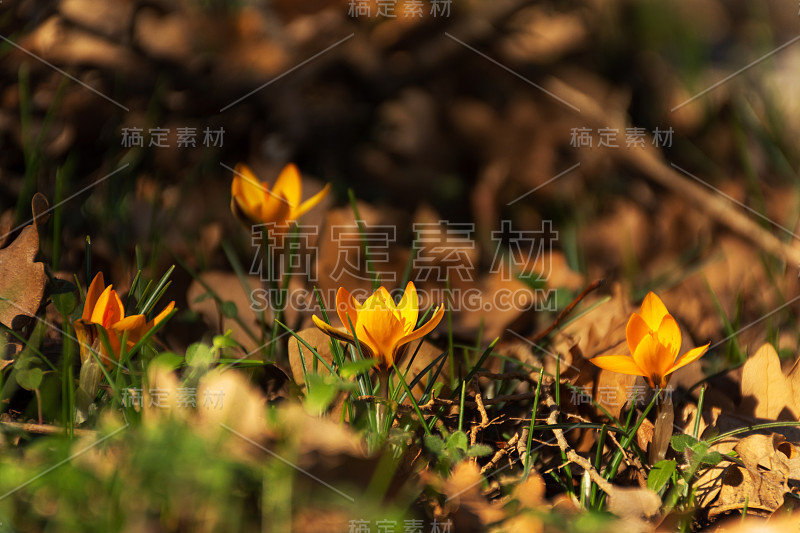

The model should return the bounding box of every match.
[501,514,545,533]
[607,486,662,522]
[740,343,800,420]
[557,283,636,418]
[455,271,536,343]
[502,7,588,64]
[440,462,506,527]
[187,271,266,354]
[275,403,365,460]
[142,362,184,424]
[59,0,135,39]
[0,225,46,329]
[196,369,267,441]
[706,433,800,519]
[134,9,194,63]
[714,508,800,532]
[511,472,546,509]
[21,16,138,70]
[315,204,410,306]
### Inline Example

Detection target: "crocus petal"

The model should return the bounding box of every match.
[293,182,331,220]
[271,163,302,210]
[112,314,148,348]
[394,304,444,351]
[356,304,405,364]
[625,312,650,357]
[231,164,266,219]
[335,287,359,335]
[113,314,146,332]
[82,272,106,322]
[656,314,681,359]
[151,301,175,327]
[312,315,353,343]
[632,334,674,387]
[362,286,394,311]
[396,281,419,335]
[311,315,374,359]
[90,286,125,328]
[639,292,669,331]
[665,343,710,377]
[260,192,293,226]
[589,355,646,378]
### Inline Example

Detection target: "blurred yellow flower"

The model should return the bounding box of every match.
[313,282,444,369]
[590,292,708,388]
[230,163,330,226]
[74,273,175,367]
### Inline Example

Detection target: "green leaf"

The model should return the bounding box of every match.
[466,444,493,457]
[150,352,185,371]
[338,359,375,379]
[221,301,238,318]
[647,459,676,493]
[699,451,723,466]
[447,431,469,452]
[684,440,724,467]
[303,373,347,415]
[186,343,213,367]
[670,434,699,453]
[16,367,42,390]
[51,289,77,316]
[423,434,445,456]
[51,292,77,315]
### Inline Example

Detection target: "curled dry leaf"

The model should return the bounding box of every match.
[0,225,46,329]
[703,433,800,519]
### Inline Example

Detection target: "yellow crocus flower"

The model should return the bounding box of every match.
[74,273,175,367]
[313,282,444,369]
[230,163,331,227]
[590,292,709,388]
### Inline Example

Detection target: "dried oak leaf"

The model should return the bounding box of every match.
[707,433,800,519]
[740,343,800,420]
[0,225,46,329]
